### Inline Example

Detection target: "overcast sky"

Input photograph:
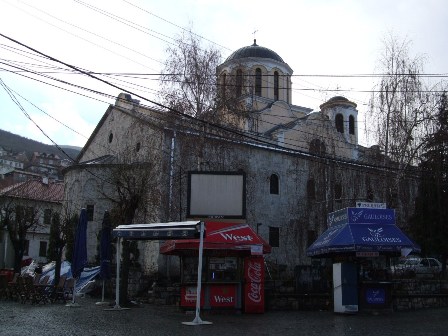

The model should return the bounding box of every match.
[0,0,447,151]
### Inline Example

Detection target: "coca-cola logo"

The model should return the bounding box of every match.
[247,261,262,282]
[247,261,262,303]
[248,282,262,303]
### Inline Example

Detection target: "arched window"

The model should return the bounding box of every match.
[221,73,227,98]
[335,114,344,133]
[274,71,279,100]
[307,179,315,200]
[270,174,279,194]
[349,115,355,135]
[255,68,262,96]
[236,69,243,96]
[367,189,374,202]
[309,139,326,155]
[334,183,342,201]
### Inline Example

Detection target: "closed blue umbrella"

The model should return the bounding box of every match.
[99,211,112,280]
[68,208,88,307]
[97,211,112,305]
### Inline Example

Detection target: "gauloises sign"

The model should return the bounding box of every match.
[327,208,395,226]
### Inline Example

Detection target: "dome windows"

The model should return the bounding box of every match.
[255,68,262,96]
[349,115,355,135]
[236,69,243,96]
[274,71,279,101]
[335,114,344,133]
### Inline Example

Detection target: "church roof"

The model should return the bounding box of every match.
[225,39,285,63]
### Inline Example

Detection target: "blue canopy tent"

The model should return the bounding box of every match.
[306,208,421,258]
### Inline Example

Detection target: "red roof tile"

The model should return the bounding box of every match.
[0,179,64,203]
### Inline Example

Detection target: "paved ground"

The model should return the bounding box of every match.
[1,297,448,336]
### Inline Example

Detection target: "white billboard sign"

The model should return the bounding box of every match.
[187,172,246,220]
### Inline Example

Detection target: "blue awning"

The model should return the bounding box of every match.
[306,223,421,257]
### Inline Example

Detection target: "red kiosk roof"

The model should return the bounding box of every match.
[160,222,271,255]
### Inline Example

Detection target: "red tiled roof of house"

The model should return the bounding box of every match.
[0,178,64,203]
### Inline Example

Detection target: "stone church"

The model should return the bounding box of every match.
[63,40,418,277]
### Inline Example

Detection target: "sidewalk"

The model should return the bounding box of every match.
[1,296,447,336]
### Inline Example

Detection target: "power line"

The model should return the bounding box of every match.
[0,33,438,177]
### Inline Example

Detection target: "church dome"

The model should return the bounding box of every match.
[225,39,285,63]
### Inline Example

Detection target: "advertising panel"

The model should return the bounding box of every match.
[181,286,205,307]
[244,256,265,313]
[327,208,395,226]
[209,285,237,308]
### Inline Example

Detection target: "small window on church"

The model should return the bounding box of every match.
[255,68,262,96]
[270,174,279,194]
[334,183,342,201]
[307,179,315,200]
[136,142,141,152]
[108,132,113,143]
[349,115,355,135]
[336,114,344,133]
[269,226,280,247]
[307,230,317,247]
[86,204,94,221]
[309,139,326,155]
[274,71,279,100]
[236,69,243,96]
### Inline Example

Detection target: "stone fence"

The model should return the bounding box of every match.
[392,279,448,311]
[265,279,448,312]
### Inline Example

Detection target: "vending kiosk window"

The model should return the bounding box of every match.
[208,257,239,282]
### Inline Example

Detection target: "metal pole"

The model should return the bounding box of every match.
[182,221,212,325]
[115,237,121,309]
[104,237,129,311]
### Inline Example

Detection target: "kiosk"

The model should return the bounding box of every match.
[160,221,271,313]
[306,207,421,313]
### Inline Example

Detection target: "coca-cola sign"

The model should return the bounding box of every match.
[244,257,265,314]
[248,282,262,303]
[247,261,262,282]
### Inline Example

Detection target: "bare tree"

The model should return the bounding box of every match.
[0,197,41,273]
[47,209,77,290]
[159,30,222,119]
[366,34,445,203]
[101,151,161,304]
[367,34,435,167]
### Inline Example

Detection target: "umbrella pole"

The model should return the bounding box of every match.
[105,237,129,311]
[182,222,212,325]
[73,278,76,304]
[95,279,109,305]
[115,237,121,309]
[65,278,80,307]
[102,279,105,302]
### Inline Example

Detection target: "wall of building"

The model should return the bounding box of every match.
[64,99,419,279]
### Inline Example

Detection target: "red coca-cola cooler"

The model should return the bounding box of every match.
[244,256,265,313]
